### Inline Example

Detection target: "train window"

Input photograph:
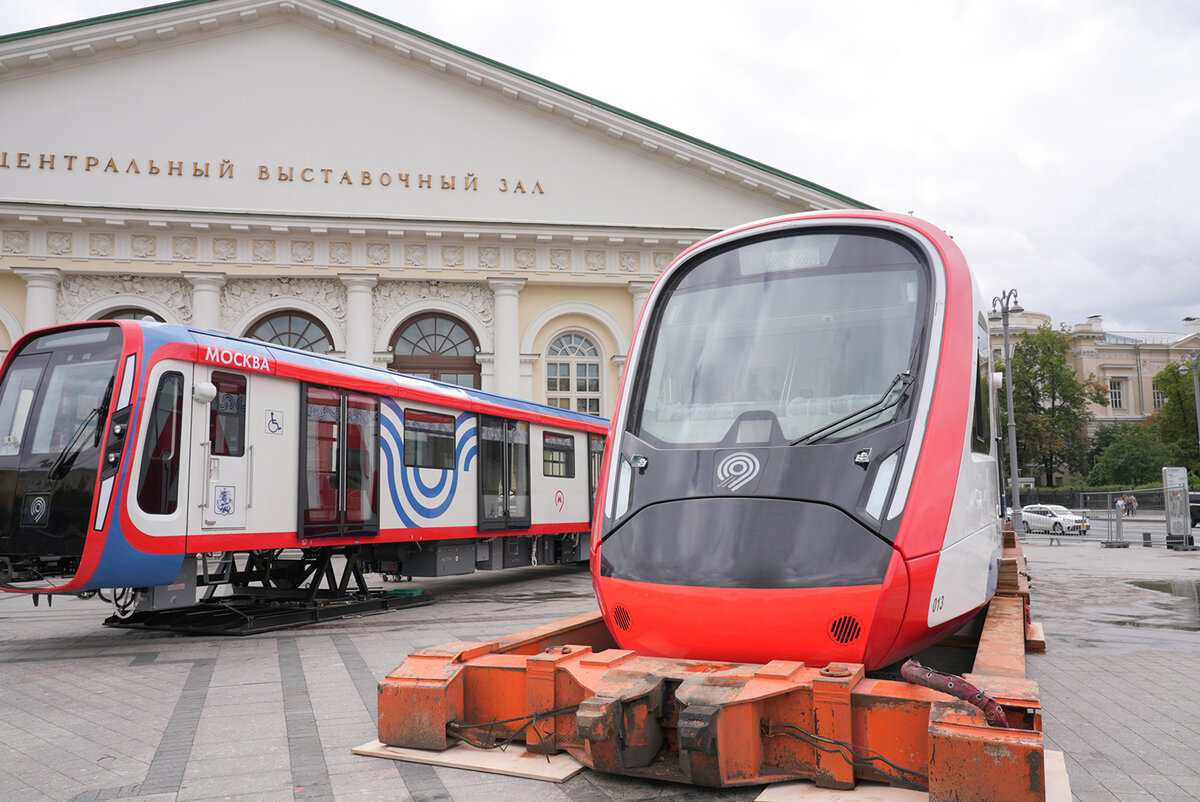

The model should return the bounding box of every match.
[588,433,606,514]
[404,409,455,470]
[209,372,246,457]
[137,372,184,515]
[633,231,926,446]
[0,363,44,457]
[479,416,531,530]
[30,358,118,454]
[301,386,379,537]
[345,393,379,525]
[543,432,575,478]
[971,352,992,454]
[304,386,342,530]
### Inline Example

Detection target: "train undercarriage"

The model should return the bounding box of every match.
[100,532,589,635]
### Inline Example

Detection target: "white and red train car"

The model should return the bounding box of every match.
[592,210,1004,670]
[0,319,607,625]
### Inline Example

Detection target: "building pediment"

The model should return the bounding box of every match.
[0,0,866,230]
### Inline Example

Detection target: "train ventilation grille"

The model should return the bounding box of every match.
[612,605,632,631]
[828,615,863,644]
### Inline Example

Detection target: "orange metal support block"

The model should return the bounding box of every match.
[377,609,1046,794]
[928,701,1046,802]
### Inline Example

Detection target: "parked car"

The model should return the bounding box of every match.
[1020,504,1089,535]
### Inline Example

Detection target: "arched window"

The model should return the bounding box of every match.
[389,313,480,388]
[98,307,165,322]
[546,332,602,415]
[246,311,332,353]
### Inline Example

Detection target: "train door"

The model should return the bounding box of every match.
[299,385,379,539]
[588,433,606,520]
[196,370,249,529]
[478,415,530,530]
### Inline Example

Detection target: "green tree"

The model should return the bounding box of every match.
[999,323,1108,483]
[1149,363,1199,475]
[1087,422,1174,486]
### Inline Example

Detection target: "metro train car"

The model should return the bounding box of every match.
[0,319,607,627]
[592,210,1004,670]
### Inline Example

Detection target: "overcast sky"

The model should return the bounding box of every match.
[4,1,1198,335]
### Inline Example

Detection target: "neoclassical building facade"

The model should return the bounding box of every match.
[0,0,867,417]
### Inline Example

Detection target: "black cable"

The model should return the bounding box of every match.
[765,721,929,790]
[447,703,582,754]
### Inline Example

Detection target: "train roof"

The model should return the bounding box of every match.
[107,319,609,434]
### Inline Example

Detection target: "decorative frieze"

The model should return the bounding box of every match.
[4,230,30,254]
[0,226,684,281]
[213,238,237,260]
[367,243,390,265]
[47,232,73,255]
[252,239,276,262]
[291,240,314,263]
[131,235,156,259]
[89,233,114,257]
[221,277,347,331]
[373,279,494,335]
[403,244,426,267]
[58,274,191,322]
[173,236,197,259]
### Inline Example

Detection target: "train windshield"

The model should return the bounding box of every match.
[633,231,927,446]
[0,328,121,458]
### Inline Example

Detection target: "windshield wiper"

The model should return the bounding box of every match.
[48,377,114,481]
[790,370,914,446]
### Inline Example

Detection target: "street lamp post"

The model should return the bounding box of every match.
[1181,352,1200,463]
[992,289,1024,519]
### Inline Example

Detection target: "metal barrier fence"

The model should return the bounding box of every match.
[1016,486,1195,547]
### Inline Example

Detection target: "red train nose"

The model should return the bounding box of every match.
[597,575,892,667]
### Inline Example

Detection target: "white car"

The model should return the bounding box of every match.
[1020,504,1089,535]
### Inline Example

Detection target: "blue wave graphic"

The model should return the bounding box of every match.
[380,401,477,526]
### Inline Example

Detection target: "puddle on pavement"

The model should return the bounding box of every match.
[1107,580,1200,631]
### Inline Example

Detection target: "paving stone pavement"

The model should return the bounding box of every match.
[2,544,1199,801]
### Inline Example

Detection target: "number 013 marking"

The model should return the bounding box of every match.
[931,595,945,613]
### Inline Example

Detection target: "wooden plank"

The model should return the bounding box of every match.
[756,779,927,800]
[1025,620,1046,652]
[352,739,586,783]
[1045,749,1073,802]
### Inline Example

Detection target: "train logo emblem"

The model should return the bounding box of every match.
[555,490,565,511]
[715,452,761,493]
[22,494,50,526]
[214,486,235,516]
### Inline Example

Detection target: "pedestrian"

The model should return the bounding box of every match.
[1116,496,1126,516]
[1130,495,1138,517]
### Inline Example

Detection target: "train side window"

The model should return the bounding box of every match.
[210,371,246,457]
[403,409,456,469]
[137,372,184,515]
[543,432,575,478]
[0,363,44,457]
[971,352,991,454]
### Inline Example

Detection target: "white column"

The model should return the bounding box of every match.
[339,274,378,365]
[184,272,227,332]
[628,280,655,331]
[14,268,63,332]
[488,277,526,398]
